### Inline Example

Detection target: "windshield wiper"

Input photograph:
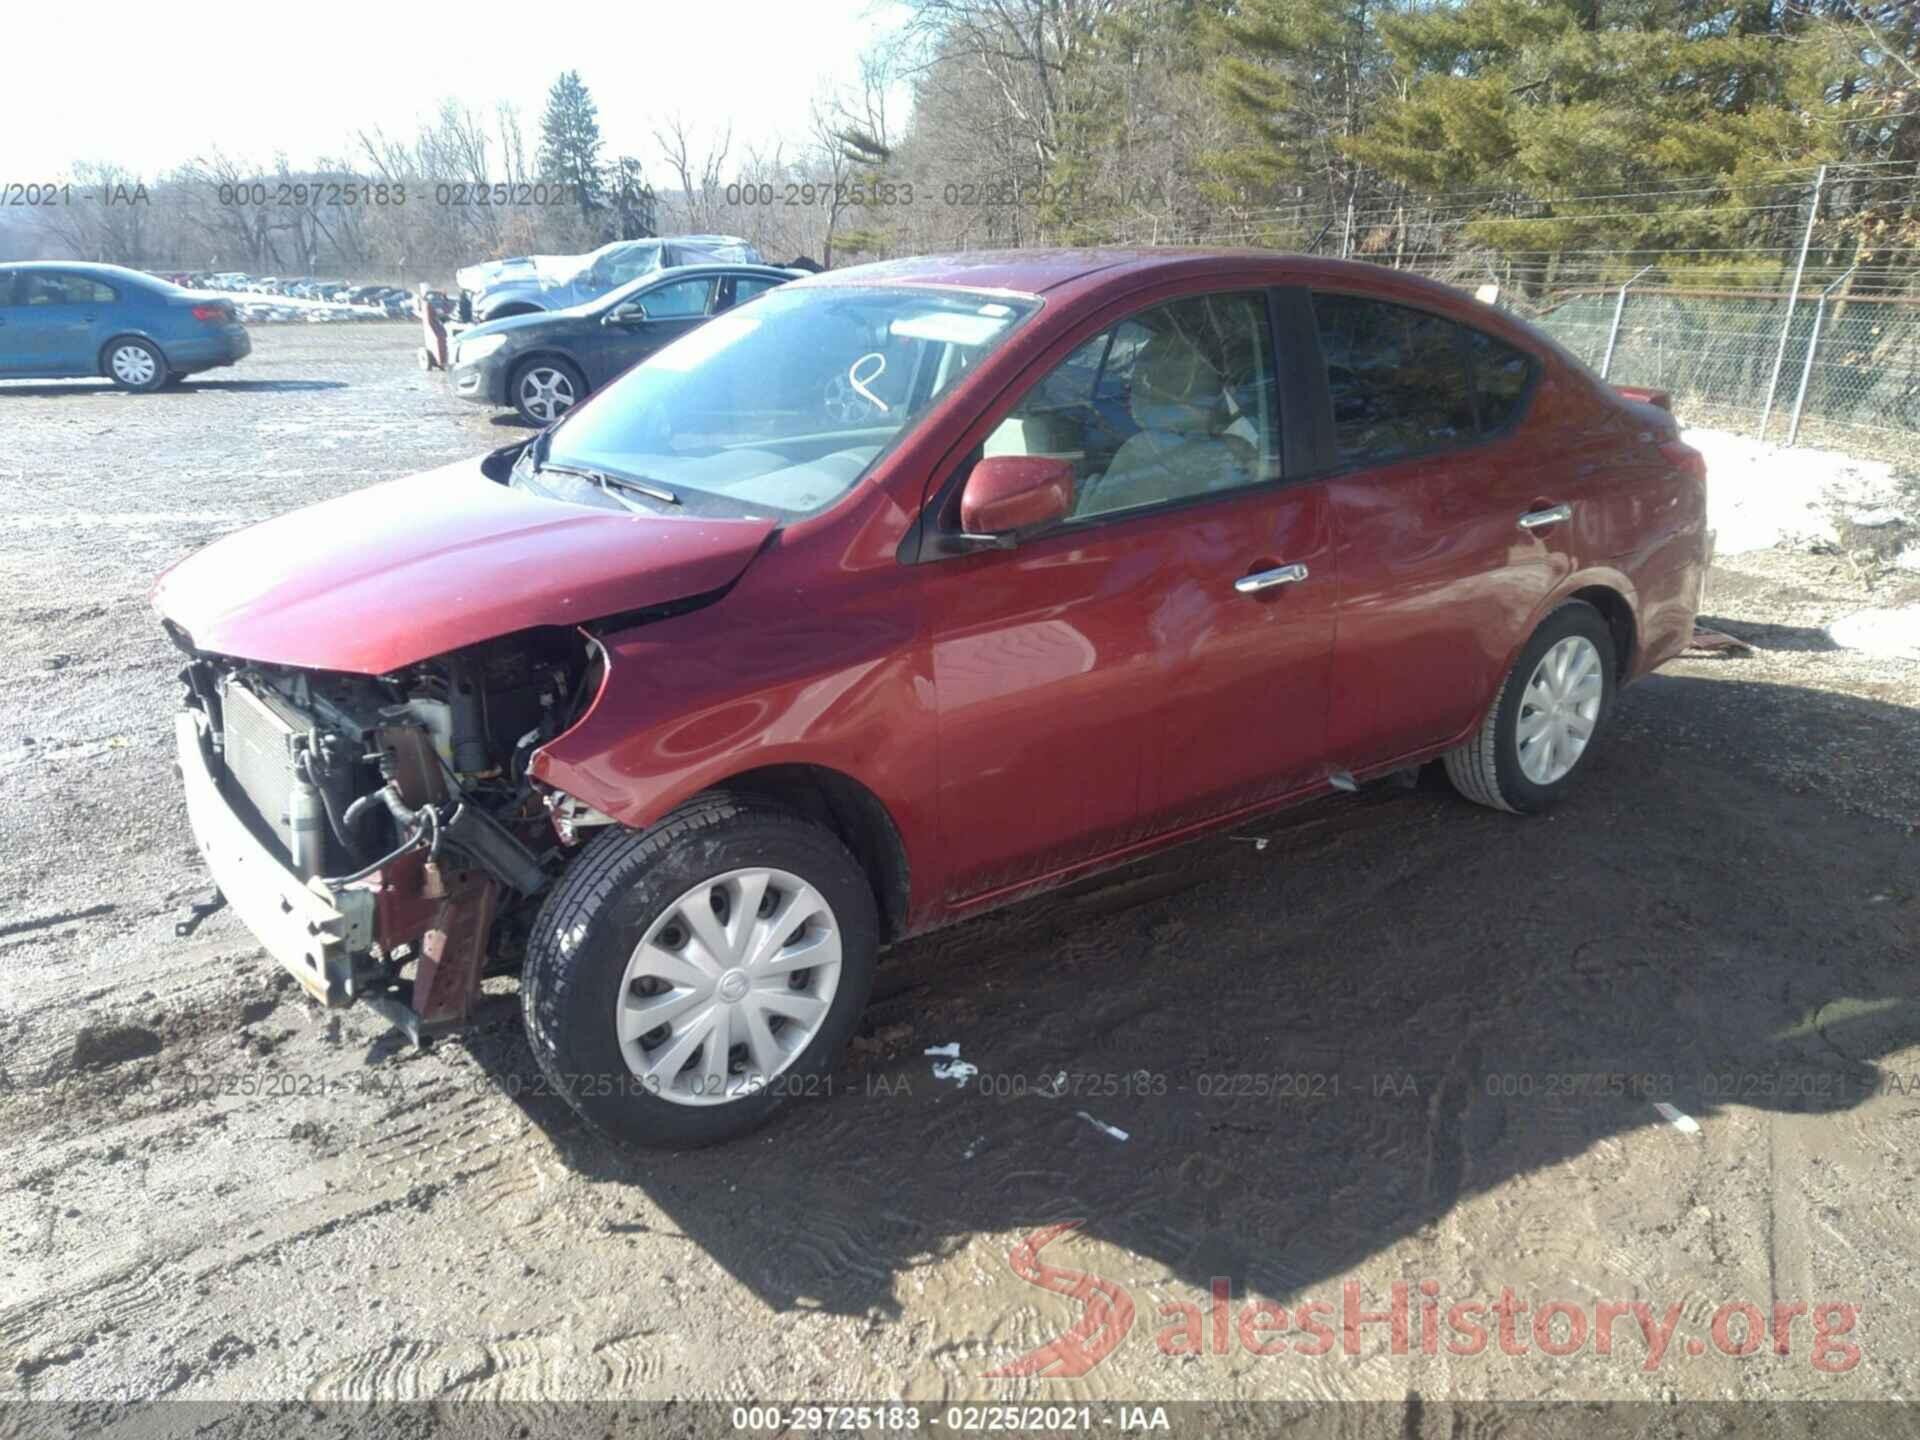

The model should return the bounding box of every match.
[538,461,680,508]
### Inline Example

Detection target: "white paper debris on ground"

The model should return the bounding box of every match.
[1826,606,1920,662]
[923,1043,977,1085]
[1076,1110,1130,1142]
[1037,1070,1068,1099]
[1683,427,1911,556]
[1653,1101,1702,1135]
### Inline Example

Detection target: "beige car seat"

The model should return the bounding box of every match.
[1077,328,1255,517]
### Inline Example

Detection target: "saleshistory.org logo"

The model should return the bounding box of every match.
[984,1223,1863,1378]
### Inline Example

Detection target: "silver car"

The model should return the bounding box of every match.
[455,236,761,323]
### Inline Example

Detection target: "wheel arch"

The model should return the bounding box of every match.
[508,350,589,391]
[696,763,911,945]
[1563,582,1638,681]
[97,332,166,376]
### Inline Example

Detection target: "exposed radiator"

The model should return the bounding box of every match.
[220,679,308,854]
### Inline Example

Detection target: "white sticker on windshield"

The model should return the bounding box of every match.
[848,352,890,412]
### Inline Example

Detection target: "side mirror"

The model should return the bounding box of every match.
[958,455,1074,542]
[607,301,648,325]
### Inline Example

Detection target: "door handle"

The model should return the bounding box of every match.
[1518,503,1572,530]
[1234,562,1310,595]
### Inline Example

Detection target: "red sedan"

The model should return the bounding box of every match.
[153,249,1709,1147]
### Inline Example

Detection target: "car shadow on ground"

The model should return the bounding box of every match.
[1700,614,1842,653]
[458,672,1918,1321]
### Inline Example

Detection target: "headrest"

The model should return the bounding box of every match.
[1130,327,1224,435]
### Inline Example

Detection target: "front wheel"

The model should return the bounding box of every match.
[511,357,583,426]
[1443,601,1617,814]
[104,338,167,391]
[521,795,879,1147]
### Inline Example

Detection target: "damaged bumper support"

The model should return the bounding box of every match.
[175,709,514,1038]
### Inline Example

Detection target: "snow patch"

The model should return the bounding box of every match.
[1686,428,1912,556]
[1826,607,1920,662]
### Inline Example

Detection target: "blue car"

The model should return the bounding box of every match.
[0,261,251,391]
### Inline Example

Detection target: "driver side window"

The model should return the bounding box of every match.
[984,292,1279,521]
[641,276,716,319]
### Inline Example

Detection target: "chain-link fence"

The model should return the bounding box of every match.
[1529,283,1920,461]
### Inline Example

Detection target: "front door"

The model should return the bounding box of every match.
[582,274,717,388]
[922,289,1334,905]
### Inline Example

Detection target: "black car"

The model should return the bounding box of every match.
[447,262,802,426]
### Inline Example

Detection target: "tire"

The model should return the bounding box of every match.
[1443,600,1617,815]
[521,794,879,1147]
[103,338,167,392]
[510,356,584,426]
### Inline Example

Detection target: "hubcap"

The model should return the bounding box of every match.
[112,345,156,385]
[519,367,576,422]
[1516,635,1604,786]
[615,867,842,1107]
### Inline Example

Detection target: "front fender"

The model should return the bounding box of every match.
[528,563,936,891]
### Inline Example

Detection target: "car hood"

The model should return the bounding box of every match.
[459,303,596,343]
[455,253,582,292]
[152,459,776,674]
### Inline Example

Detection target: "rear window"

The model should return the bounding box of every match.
[1467,327,1534,432]
[1312,293,1476,463]
[1311,293,1538,464]
[18,273,118,305]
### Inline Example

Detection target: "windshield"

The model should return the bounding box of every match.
[530,284,1040,518]
[578,242,663,289]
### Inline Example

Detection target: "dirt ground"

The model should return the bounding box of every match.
[1,327,1916,1431]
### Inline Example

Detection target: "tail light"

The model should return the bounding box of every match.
[190,303,231,323]
[1659,439,1707,483]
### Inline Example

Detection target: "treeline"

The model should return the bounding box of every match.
[9,1,1917,297]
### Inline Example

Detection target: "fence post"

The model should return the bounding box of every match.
[1758,164,1826,440]
[1787,266,1854,449]
[1600,265,1655,380]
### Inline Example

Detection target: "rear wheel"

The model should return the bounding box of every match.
[1444,601,1616,814]
[521,795,878,1147]
[104,338,166,392]
[511,357,583,426]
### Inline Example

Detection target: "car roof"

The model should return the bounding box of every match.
[0,260,156,277]
[800,247,1489,309]
[639,263,800,279]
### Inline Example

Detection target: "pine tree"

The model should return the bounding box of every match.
[537,71,607,225]
[1336,1,1850,282]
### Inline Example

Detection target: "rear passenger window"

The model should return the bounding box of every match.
[1468,328,1534,432]
[1312,293,1476,463]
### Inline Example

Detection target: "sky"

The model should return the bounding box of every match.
[2,0,911,182]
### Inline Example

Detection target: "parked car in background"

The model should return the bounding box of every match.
[455,235,762,323]
[153,249,1708,1148]
[0,262,250,390]
[449,262,802,425]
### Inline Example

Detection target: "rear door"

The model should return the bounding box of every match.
[8,272,102,375]
[1310,292,1565,766]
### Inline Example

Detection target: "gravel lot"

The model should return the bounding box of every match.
[1,327,1916,1429]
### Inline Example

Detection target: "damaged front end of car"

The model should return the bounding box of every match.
[172,627,610,1040]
